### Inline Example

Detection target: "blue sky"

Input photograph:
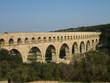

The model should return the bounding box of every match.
[0,0,110,33]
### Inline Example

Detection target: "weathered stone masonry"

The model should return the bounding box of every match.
[0,32,101,63]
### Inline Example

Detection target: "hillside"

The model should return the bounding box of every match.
[55,24,110,48]
[55,24,110,32]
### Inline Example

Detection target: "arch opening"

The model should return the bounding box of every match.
[43,37,46,42]
[92,40,94,50]
[53,37,56,41]
[28,47,41,62]
[80,41,85,53]
[86,41,90,52]
[32,38,36,43]
[38,37,41,42]
[10,49,22,62]
[17,38,22,44]
[49,37,52,42]
[0,39,5,45]
[59,43,69,59]
[25,38,29,43]
[9,38,14,45]
[45,45,56,63]
[72,42,78,54]
[57,36,60,41]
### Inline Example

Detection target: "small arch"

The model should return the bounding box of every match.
[92,40,95,50]
[9,38,14,45]
[28,47,41,62]
[73,36,75,39]
[76,36,78,39]
[72,42,78,54]
[38,37,41,42]
[53,36,56,41]
[43,37,46,42]
[45,45,56,63]
[86,41,90,52]
[0,39,5,45]
[25,38,29,43]
[59,43,69,59]
[68,36,69,40]
[49,37,52,42]
[17,38,22,44]
[61,36,63,41]
[80,41,85,53]
[57,36,60,41]
[32,37,36,43]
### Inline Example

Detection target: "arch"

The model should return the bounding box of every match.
[67,36,69,40]
[96,39,98,50]
[57,36,60,41]
[9,38,14,45]
[28,47,41,62]
[96,39,98,43]
[80,41,85,53]
[10,49,22,62]
[53,36,56,41]
[49,37,52,42]
[32,37,36,43]
[0,38,5,45]
[73,36,75,39]
[92,40,94,50]
[59,43,69,59]
[72,42,78,54]
[17,38,22,44]
[25,38,29,43]
[86,40,90,52]
[38,37,41,42]
[45,45,56,63]
[61,36,63,41]
[43,37,46,42]
[76,36,78,39]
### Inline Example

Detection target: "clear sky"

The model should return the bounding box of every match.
[0,0,110,33]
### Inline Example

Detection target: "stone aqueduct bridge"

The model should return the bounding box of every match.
[0,32,101,63]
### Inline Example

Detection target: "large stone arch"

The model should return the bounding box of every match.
[9,49,23,62]
[59,43,70,60]
[80,41,85,53]
[45,45,56,63]
[27,46,42,62]
[0,38,5,45]
[72,42,78,54]
[86,40,90,52]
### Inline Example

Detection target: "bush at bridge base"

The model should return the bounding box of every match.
[0,49,110,82]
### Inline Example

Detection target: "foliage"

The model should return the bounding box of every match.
[0,49,110,82]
